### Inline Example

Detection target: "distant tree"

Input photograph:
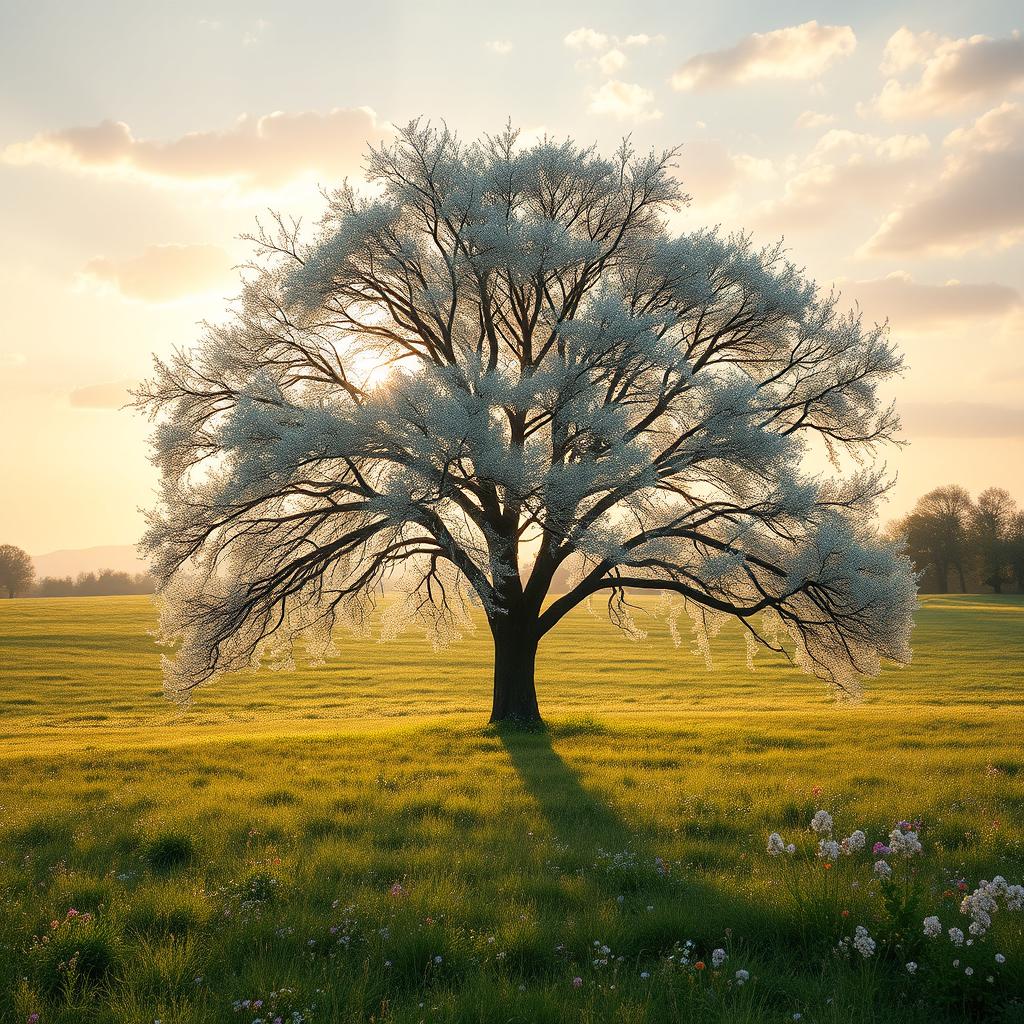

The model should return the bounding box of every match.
[1008,511,1024,593]
[138,122,915,723]
[972,487,1017,594]
[31,570,155,598]
[897,485,974,593]
[0,544,35,598]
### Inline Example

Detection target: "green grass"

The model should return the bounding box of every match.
[1,594,1023,1022]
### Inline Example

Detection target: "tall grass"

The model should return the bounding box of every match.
[0,595,1022,1021]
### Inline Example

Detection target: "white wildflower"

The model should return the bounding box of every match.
[853,925,876,958]
[948,927,964,947]
[995,953,1006,964]
[818,838,840,860]
[735,968,750,984]
[923,916,942,938]
[874,859,892,879]
[906,961,917,974]
[810,810,833,835]
[842,830,866,854]
[711,948,726,968]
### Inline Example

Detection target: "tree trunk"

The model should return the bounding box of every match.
[489,618,541,724]
[955,562,967,593]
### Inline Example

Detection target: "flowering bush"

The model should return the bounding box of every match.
[766,810,1023,1009]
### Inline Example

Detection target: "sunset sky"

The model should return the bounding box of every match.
[1,0,1022,556]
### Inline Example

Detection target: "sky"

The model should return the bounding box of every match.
[1,0,1022,555]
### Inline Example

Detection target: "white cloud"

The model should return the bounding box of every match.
[624,34,665,47]
[242,18,271,47]
[677,139,775,204]
[486,40,513,55]
[588,80,662,122]
[564,27,609,51]
[866,103,1024,255]
[795,110,836,130]
[671,21,855,90]
[3,107,390,190]
[755,128,930,229]
[869,28,1024,119]
[597,48,627,75]
[840,272,1021,329]
[80,244,232,303]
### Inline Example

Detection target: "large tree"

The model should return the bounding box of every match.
[898,485,974,593]
[972,487,1017,594]
[0,544,35,598]
[138,123,915,722]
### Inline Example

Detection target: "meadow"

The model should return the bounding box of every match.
[1,594,1023,1023]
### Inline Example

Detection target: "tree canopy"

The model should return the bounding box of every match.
[138,121,916,721]
[0,544,35,598]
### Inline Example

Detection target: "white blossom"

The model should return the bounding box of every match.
[811,810,834,835]
[923,916,942,938]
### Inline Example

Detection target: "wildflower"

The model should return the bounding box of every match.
[695,961,705,970]
[389,882,405,898]
[712,948,727,968]
[786,843,796,854]
[965,966,974,976]
[640,971,650,979]
[888,828,922,857]
[923,916,942,938]
[995,953,1006,964]
[433,955,443,964]
[810,810,833,835]
[735,968,750,985]
[906,962,917,974]
[572,977,582,988]
[874,860,892,879]
[949,927,965,947]
[817,839,840,861]
[767,832,787,856]
[853,925,876,958]
[842,830,866,854]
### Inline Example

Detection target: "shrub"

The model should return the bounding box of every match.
[142,832,195,874]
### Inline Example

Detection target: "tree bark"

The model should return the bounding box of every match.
[489,617,541,724]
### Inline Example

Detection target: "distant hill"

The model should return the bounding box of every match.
[32,544,149,579]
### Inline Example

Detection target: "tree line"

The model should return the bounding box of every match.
[890,486,1023,594]
[0,546,154,598]
[0,483,1020,603]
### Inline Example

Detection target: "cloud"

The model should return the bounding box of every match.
[840,272,1021,329]
[755,128,929,229]
[677,139,775,204]
[588,80,662,122]
[671,21,855,90]
[869,28,1024,119]
[564,27,610,51]
[795,110,836,130]
[866,103,1024,255]
[597,48,627,74]
[80,244,232,302]
[486,40,513,55]
[242,18,271,47]
[900,401,1024,438]
[2,107,390,189]
[69,380,135,410]
[565,26,662,77]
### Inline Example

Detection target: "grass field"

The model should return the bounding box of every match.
[1,594,1023,1022]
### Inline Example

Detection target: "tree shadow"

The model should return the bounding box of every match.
[495,725,644,855]
[494,723,796,948]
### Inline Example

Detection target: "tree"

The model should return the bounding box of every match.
[897,485,974,593]
[138,122,916,723]
[972,487,1017,593]
[0,544,35,598]
[1007,511,1024,594]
